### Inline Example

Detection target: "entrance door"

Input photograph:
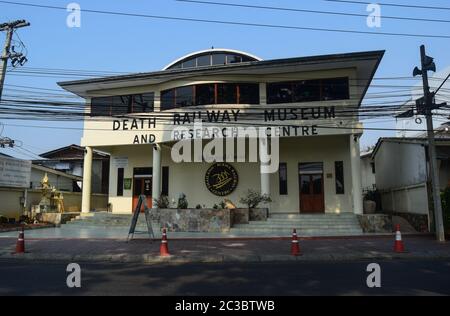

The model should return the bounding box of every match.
[299,163,325,213]
[132,177,152,212]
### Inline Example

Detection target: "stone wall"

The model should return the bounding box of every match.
[154,209,231,232]
[389,211,429,232]
[249,208,268,221]
[357,214,393,233]
[230,209,249,225]
[37,212,80,226]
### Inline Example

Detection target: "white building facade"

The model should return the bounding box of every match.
[59,49,384,216]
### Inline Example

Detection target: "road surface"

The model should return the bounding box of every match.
[0,259,449,296]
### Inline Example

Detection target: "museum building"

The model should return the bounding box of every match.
[59,48,384,215]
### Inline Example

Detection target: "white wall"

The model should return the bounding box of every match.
[375,141,427,190]
[105,135,354,214]
[379,184,429,215]
[360,156,376,192]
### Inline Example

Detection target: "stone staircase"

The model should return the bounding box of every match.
[230,213,363,237]
[66,212,364,237]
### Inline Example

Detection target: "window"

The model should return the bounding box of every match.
[322,78,349,101]
[117,168,124,196]
[293,80,321,103]
[196,84,215,105]
[238,83,260,104]
[279,163,288,195]
[196,54,211,67]
[166,52,259,70]
[91,93,154,116]
[160,83,260,110]
[176,86,194,107]
[267,82,293,104]
[161,89,176,110]
[335,161,345,194]
[91,97,111,116]
[182,58,196,68]
[162,166,169,196]
[299,162,323,174]
[371,162,376,174]
[267,77,350,104]
[112,95,131,115]
[217,83,237,104]
[133,93,154,113]
[227,54,242,64]
[212,53,226,65]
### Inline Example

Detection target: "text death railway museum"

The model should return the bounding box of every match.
[59,48,383,220]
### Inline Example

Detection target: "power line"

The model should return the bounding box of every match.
[0,0,449,39]
[177,0,450,24]
[324,0,450,11]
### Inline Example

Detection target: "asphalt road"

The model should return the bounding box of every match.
[0,259,449,296]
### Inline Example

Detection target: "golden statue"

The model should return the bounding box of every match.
[38,173,65,213]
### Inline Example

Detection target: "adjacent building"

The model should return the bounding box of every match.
[33,144,110,194]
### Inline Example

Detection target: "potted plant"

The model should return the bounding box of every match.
[363,189,380,214]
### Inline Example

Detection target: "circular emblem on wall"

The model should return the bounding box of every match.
[205,163,239,196]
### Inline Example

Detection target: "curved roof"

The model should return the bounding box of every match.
[162,48,262,70]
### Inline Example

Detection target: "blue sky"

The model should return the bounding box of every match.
[1,0,450,159]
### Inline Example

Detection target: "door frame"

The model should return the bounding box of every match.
[132,167,153,212]
[298,162,325,214]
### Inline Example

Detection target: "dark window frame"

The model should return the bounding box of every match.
[117,168,124,196]
[335,161,345,195]
[160,83,260,110]
[279,163,288,195]
[266,77,350,105]
[91,92,155,116]
[162,166,169,196]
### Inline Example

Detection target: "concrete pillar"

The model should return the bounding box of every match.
[152,144,162,209]
[81,146,93,213]
[350,134,363,214]
[259,137,271,197]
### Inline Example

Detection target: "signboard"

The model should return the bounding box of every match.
[0,156,31,188]
[124,178,132,190]
[127,194,154,242]
[205,162,238,196]
[112,156,128,168]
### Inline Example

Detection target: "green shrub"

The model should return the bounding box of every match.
[0,215,8,224]
[212,204,219,210]
[239,189,272,209]
[155,194,170,208]
[177,193,188,209]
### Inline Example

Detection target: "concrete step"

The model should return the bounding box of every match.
[264,219,359,224]
[232,225,362,232]
[228,228,363,236]
[233,224,360,230]
[269,214,356,219]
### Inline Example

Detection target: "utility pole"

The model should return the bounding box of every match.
[0,20,30,102]
[413,45,446,242]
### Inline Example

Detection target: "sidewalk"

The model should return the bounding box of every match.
[1,235,449,264]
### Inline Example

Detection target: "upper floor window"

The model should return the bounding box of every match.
[266,77,349,104]
[91,92,154,116]
[166,52,258,70]
[161,83,259,110]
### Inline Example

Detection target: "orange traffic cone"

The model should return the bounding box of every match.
[394,224,405,253]
[15,227,25,254]
[159,228,170,257]
[291,229,301,256]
